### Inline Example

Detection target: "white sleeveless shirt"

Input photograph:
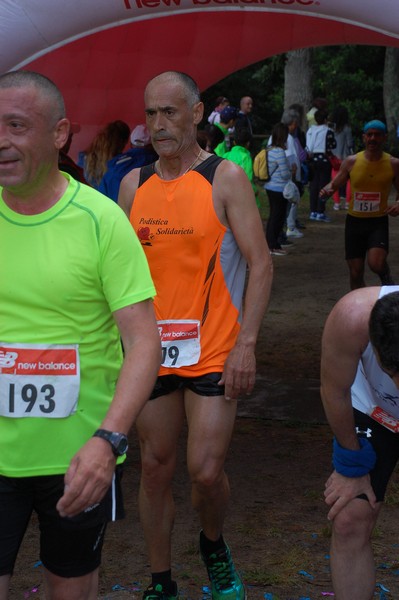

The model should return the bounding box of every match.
[352,286,399,421]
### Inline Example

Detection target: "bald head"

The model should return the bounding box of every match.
[240,96,253,114]
[146,71,200,108]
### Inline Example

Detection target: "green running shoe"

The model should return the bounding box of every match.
[142,582,179,600]
[201,544,246,600]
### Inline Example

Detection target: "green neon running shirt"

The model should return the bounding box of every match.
[0,175,155,477]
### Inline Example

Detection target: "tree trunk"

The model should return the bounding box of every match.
[383,47,399,146]
[284,49,313,130]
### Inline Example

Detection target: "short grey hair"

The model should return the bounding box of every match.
[281,109,300,127]
[0,70,65,125]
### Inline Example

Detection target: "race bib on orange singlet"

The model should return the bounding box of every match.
[157,320,201,368]
[0,343,80,418]
[353,191,381,213]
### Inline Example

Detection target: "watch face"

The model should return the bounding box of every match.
[115,435,128,455]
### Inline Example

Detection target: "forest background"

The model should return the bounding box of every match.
[199,45,399,155]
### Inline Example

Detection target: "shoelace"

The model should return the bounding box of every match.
[144,585,169,600]
[207,551,234,590]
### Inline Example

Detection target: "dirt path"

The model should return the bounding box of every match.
[10,205,399,599]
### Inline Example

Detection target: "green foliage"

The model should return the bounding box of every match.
[311,45,385,147]
[201,44,387,150]
[200,55,285,135]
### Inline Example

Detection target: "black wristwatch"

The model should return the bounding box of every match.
[93,429,129,457]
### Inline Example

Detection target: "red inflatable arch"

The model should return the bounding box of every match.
[1,1,399,153]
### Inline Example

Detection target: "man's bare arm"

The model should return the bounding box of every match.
[385,157,399,216]
[321,288,380,518]
[319,155,355,199]
[118,169,141,218]
[320,290,372,447]
[214,160,273,400]
[57,299,161,517]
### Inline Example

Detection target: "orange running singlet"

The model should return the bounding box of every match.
[130,155,247,376]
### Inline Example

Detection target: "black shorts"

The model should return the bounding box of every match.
[0,465,124,578]
[354,409,399,502]
[345,214,389,260]
[150,372,225,400]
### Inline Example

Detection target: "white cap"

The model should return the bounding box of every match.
[130,124,151,146]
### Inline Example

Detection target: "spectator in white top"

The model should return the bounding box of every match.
[281,109,304,238]
[306,110,336,222]
[264,123,292,256]
[207,96,229,125]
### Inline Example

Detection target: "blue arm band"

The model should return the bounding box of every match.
[332,437,377,477]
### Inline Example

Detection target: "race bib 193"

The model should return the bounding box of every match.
[0,343,80,418]
[158,320,201,368]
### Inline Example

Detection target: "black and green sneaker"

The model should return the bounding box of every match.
[142,582,179,600]
[201,544,246,600]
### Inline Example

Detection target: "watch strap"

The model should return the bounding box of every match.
[93,428,128,456]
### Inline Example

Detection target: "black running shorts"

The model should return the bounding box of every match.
[150,371,225,399]
[345,214,389,260]
[354,409,399,502]
[0,465,124,578]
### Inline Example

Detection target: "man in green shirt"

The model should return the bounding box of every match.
[0,70,161,599]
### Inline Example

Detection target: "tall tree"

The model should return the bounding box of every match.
[383,47,399,147]
[284,49,313,129]
[202,45,386,146]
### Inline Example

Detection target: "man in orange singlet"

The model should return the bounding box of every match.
[321,119,399,289]
[119,71,273,600]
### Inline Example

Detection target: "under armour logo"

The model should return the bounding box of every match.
[356,427,372,438]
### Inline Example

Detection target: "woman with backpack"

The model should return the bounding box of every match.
[263,123,292,256]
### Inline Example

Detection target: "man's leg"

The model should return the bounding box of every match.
[309,165,319,215]
[38,471,120,600]
[330,498,381,600]
[286,201,297,231]
[185,390,245,599]
[42,568,99,600]
[367,248,394,285]
[0,476,34,600]
[265,191,281,250]
[0,575,10,600]
[347,257,366,289]
[287,200,304,237]
[185,391,236,538]
[345,215,369,289]
[136,390,185,594]
[316,161,332,215]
